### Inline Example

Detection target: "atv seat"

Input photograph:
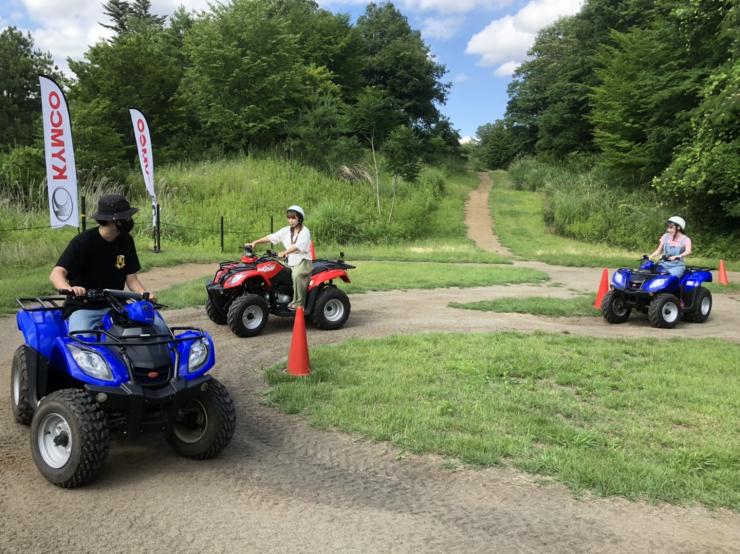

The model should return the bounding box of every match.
[311,261,332,275]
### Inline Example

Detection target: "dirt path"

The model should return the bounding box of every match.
[465,172,512,257]
[2,175,739,553]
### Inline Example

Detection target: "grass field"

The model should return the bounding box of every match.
[450,295,598,317]
[266,332,740,510]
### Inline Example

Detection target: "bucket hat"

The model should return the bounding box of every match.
[92,194,139,221]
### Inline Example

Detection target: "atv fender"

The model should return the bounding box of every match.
[681,269,712,287]
[16,308,67,359]
[308,269,350,290]
[221,270,271,290]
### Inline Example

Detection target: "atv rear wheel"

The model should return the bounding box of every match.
[601,291,631,324]
[311,287,351,330]
[167,379,236,459]
[11,346,34,425]
[648,293,682,328]
[683,288,712,323]
[227,294,269,337]
[30,389,110,488]
[205,298,227,325]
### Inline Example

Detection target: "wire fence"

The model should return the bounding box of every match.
[0,214,272,252]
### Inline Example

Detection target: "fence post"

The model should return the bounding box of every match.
[270,215,274,234]
[80,195,86,232]
[220,216,224,253]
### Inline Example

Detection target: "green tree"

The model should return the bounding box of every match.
[180,0,312,152]
[348,86,402,214]
[355,3,449,126]
[655,3,740,226]
[383,125,421,222]
[591,0,732,184]
[475,121,517,169]
[0,27,61,151]
[70,11,187,175]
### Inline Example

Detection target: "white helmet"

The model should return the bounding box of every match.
[667,216,686,231]
[286,204,305,222]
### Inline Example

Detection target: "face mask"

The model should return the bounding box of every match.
[117,219,134,234]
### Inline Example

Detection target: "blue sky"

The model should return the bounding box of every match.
[1,0,583,139]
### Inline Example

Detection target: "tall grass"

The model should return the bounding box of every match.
[0,155,464,269]
[508,157,740,262]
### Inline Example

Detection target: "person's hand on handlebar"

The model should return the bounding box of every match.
[69,286,87,297]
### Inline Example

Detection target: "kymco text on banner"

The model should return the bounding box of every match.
[129,109,156,201]
[40,76,79,229]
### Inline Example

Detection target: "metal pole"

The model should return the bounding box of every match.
[270,215,274,234]
[155,204,161,253]
[80,195,86,232]
[220,216,224,253]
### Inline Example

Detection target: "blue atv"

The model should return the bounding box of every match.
[11,289,236,488]
[601,256,713,328]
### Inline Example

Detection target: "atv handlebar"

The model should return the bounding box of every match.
[58,288,150,301]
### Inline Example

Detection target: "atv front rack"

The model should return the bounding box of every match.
[68,326,209,347]
[16,295,67,311]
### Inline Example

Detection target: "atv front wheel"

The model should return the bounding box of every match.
[312,287,351,330]
[601,291,631,324]
[683,288,712,323]
[205,298,227,325]
[167,379,236,459]
[11,346,34,425]
[227,294,269,337]
[30,389,110,488]
[648,293,682,328]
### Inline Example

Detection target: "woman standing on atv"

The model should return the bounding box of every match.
[246,205,313,310]
[649,216,692,277]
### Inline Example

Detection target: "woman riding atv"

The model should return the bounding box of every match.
[649,216,692,277]
[245,205,312,311]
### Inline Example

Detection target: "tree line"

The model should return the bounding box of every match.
[0,0,460,194]
[474,0,738,230]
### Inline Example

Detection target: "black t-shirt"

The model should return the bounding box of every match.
[56,227,141,315]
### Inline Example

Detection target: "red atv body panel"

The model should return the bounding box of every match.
[221,261,283,290]
[308,269,350,290]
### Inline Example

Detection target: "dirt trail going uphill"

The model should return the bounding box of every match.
[466,172,513,257]
[1,175,739,553]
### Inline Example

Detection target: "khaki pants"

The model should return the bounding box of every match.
[291,259,313,307]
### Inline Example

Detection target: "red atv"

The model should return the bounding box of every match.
[205,246,354,337]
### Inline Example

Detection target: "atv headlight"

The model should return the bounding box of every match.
[613,272,624,286]
[69,345,113,381]
[188,339,209,372]
[649,277,668,290]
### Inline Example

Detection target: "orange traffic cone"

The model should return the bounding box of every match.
[286,307,311,376]
[594,268,609,309]
[310,240,316,261]
[718,259,730,286]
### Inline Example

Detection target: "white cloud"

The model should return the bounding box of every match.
[459,135,478,144]
[466,0,584,77]
[421,16,464,40]
[494,60,519,76]
[18,0,212,75]
[404,0,512,14]
[453,72,470,83]
[320,0,512,14]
